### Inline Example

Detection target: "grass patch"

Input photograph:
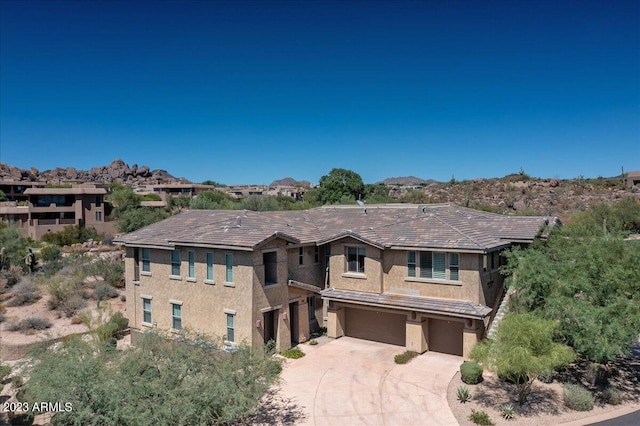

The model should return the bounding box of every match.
[394,350,418,364]
[280,346,305,359]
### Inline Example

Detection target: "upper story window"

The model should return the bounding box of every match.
[206,252,214,282]
[263,251,277,285]
[142,298,152,324]
[346,247,365,274]
[407,251,458,281]
[225,253,234,283]
[171,250,181,277]
[314,246,320,263]
[298,247,304,265]
[188,251,195,279]
[95,196,102,208]
[141,248,150,273]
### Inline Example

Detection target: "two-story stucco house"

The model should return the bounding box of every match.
[115,204,553,357]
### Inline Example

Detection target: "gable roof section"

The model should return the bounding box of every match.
[115,204,551,251]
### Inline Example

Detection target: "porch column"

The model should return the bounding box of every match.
[326,302,345,339]
[406,316,429,354]
[463,318,484,359]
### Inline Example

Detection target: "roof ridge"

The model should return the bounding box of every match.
[428,212,487,249]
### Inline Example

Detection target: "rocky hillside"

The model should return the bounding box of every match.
[387,174,639,220]
[0,159,189,186]
[270,177,311,188]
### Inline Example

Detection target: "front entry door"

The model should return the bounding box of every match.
[289,302,298,346]
[263,309,278,345]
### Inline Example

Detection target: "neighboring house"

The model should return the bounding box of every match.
[115,204,553,357]
[0,184,117,240]
[626,170,640,189]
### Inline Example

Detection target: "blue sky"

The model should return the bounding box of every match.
[1,0,638,184]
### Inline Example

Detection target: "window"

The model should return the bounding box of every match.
[263,251,277,285]
[188,251,195,279]
[226,313,235,342]
[307,295,316,321]
[450,253,459,281]
[134,249,140,281]
[206,252,214,281]
[171,250,181,276]
[141,248,150,273]
[142,298,152,324]
[95,196,102,208]
[298,247,304,265]
[346,247,365,273]
[171,303,182,331]
[314,246,320,263]
[407,251,455,280]
[95,211,102,222]
[225,253,233,283]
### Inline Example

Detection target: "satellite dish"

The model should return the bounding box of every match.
[356,200,365,206]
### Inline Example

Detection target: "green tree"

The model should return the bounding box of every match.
[0,190,7,201]
[471,313,575,405]
[108,186,141,216]
[316,168,365,205]
[0,222,32,270]
[116,208,168,233]
[364,183,395,203]
[190,190,236,210]
[202,180,226,187]
[20,331,281,425]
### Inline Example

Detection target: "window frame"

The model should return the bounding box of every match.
[346,246,366,274]
[225,253,234,284]
[314,246,320,263]
[226,313,235,343]
[171,249,181,277]
[171,303,182,331]
[206,252,214,283]
[407,250,460,282]
[142,297,152,325]
[298,247,304,266]
[187,250,195,280]
[141,248,151,273]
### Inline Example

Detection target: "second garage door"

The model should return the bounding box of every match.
[345,308,406,346]
[429,318,464,356]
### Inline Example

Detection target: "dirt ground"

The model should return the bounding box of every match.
[447,349,640,426]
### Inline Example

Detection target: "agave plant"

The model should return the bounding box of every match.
[500,403,515,420]
[457,386,471,403]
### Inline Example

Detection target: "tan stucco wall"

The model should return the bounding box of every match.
[328,238,383,294]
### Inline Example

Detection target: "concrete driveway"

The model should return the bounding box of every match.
[278,337,461,426]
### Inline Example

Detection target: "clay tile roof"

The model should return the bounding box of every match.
[321,288,492,319]
[116,204,551,251]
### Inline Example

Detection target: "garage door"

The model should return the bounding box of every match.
[345,308,406,346]
[429,319,464,356]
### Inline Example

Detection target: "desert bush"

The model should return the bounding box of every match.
[0,364,11,381]
[469,409,494,425]
[94,311,129,346]
[47,274,86,316]
[564,383,594,411]
[500,404,515,420]
[394,350,418,364]
[5,278,41,306]
[538,368,554,384]
[41,225,98,246]
[280,346,305,359]
[308,339,318,345]
[461,361,484,384]
[95,283,118,301]
[60,294,86,318]
[586,362,609,386]
[7,316,52,331]
[0,303,5,322]
[603,387,623,405]
[1,265,24,287]
[119,294,126,302]
[40,244,62,262]
[457,386,471,403]
[87,258,125,288]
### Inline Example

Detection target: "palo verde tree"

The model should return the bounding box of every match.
[470,313,575,405]
[316,168,365,205]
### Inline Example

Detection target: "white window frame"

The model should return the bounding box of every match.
[171,302,182,331]
[142,297,152,325]
[141,248,151,274]
[187,250,196,280]
[226,313,235,343]
[225,253,234,284]
[171,249,181,278]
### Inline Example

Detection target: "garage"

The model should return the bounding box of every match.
[428,318,464,356]
[345,308,406,346]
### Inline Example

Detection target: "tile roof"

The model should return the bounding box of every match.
[321,288,493,319]
[115,204,551,251]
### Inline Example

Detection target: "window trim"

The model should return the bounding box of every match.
[141,248,151,274]
[225,312,235,343]
[171,302,182,332]
[298,247,304,266]
[225,253,234,285]
[314,246,320,263]
[345,246,366,274]
[171,249,181,278]
[142,297,152,326]
[187,250,196,280]
[406,250,461,282]
[205,252,214,284]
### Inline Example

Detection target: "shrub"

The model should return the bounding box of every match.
[0,364,11,381]
[7,316,52,331]
[87,258,125,288]
[41,225,98,246]
[95,283,118,301]
[564,384,594,411]
[603,387,623,405]
[586,363,609,386]
[469,409,494,425]
[457,386,471,403]
[120,294,126,302]
[94,311,129,346]
[280,347,305,359]
[40,245,62,262]
[0,303,5,322]
[500,404,515,420]
[538,368,553,384]
[461,361,484,384]
[394,350,418,364]
[309,339,318,345]
[6,279,41,307]
[60,294,86,318]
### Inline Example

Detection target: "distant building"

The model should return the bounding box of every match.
[626,170,640,188]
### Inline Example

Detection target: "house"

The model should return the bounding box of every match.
[626,170,640,189]
[115,204,553,357]
[9,185,117,240]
